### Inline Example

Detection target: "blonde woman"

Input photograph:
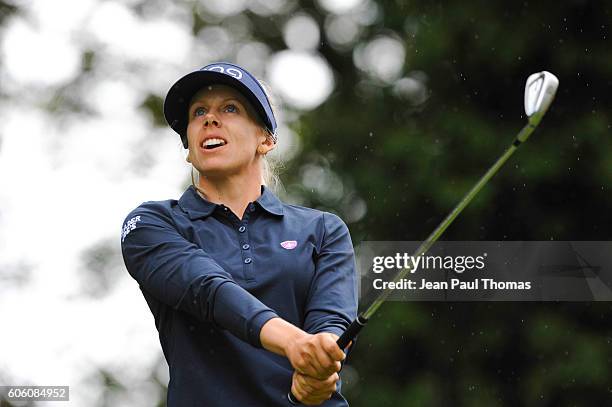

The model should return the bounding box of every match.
[121,62,357,406]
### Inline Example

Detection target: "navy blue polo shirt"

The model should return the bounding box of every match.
[120,185,358,407]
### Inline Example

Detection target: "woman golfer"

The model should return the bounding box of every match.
[121,62,358,406]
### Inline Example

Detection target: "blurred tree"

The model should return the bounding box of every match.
[2,0,610,405]
[257,1,612,406]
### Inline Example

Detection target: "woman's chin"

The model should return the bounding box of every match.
[194,162,236,179]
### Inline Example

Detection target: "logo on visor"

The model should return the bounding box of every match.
[280,240,298,250]
[205,65,243,80]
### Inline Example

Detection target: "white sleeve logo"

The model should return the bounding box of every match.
[121,216,141,242]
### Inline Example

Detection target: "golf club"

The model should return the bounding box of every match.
[288,71,559,405]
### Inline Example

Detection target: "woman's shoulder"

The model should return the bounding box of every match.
[129,197,178,213]
[122,197,182,225]
[282,201,324,217]
[120,198,184,244]
[280,202,348,228]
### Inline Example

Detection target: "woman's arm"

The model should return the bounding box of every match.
[280,212,357,404]
[120,203,278,348]
[302,212,359,338]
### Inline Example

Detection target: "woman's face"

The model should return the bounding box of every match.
[186,84,273,178]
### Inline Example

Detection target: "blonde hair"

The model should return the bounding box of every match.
[258,79,283,193]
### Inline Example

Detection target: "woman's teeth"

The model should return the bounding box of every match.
[202,138,226,149]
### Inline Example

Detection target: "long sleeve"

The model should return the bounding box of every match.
[302,212,358,337]
[120,203,278,348]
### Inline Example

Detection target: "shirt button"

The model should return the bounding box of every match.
[238,226,246,233]
[248,203,256,212]
[244,257,252,264]
[242,244,250,250]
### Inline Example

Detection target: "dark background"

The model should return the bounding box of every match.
[275,3,612,404]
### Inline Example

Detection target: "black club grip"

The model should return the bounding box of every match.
[336,315,368,350]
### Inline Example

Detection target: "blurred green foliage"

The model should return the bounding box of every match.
[3,0,609,405]
[279,2,612,405]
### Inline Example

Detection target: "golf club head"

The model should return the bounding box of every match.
[524,71,559,126]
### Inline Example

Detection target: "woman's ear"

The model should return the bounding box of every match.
[257,134,276,155]
[256,126,276,155]
[186,150,192,163]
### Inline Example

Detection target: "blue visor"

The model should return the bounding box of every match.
[163,62,277,148]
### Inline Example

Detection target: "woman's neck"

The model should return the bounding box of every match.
[195,171,263,219]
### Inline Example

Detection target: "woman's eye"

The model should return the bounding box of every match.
[194,107,206,117]
[225,104,238,113]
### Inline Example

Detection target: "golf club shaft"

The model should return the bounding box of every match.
[337,121,536,346]
[289,122,537,404]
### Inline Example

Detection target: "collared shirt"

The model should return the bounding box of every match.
[120,185,358,407]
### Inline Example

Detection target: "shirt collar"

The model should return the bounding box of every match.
[178,186,217,220]
[178,185,284,220]
[256,185,284,216]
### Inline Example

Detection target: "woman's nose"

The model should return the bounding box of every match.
[203,114,220,128]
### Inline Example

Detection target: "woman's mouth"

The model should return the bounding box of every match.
[201,137,227,150]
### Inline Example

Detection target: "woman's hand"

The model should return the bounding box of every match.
[284,332,344,380]
[260,319,345,379]
[291,370,339,405]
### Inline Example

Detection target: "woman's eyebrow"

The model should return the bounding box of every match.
[221,97,244,106]
[190,97,244,108]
